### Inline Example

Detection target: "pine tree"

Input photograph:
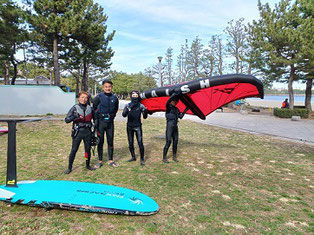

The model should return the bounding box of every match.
[0,0,27,84]
[250,0,304,110]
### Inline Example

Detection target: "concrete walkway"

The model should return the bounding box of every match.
[184,111,314,145]
[118,100,314,145]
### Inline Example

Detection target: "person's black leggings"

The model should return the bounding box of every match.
[97,120,114,161]
[68,128,91,169]
[163,120,178,159]
[127,125,144,160]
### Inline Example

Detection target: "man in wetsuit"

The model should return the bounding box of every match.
[122,90,148,166]
[65,91,96,174]
[163,92,189,163]
[93,80,119,167]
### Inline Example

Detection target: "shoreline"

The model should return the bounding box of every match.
[246,99,314,109]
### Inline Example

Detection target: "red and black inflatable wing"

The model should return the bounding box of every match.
[140,74,264,120]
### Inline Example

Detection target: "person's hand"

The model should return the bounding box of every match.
[173,88,182,96]
[73,110,80,119]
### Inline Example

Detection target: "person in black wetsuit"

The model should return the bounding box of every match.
[65,91,96,174]
[163,92,189,163]
[122,90,148,166]
[93,80,119,168]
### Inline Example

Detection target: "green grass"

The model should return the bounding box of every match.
[0,117,313,234]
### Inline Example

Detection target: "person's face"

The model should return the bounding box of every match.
[131,93,139,98]
[78,94,88,104]
[103,83,113,94]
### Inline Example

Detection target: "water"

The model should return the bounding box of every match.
[250,95,314,102]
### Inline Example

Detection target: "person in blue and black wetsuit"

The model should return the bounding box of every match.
[122,90,148,166]
[93,80,119,168]
[65,91,96,174]
[163,92,189,163]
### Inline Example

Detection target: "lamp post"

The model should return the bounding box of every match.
[157,56,163,87]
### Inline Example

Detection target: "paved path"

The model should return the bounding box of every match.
[184,111,314,145]
[118,100,314,145]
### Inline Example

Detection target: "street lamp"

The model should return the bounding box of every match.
[157,56,163,87]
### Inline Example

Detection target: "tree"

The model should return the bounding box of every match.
[250,0,304,110]
[0,0,27,84]
[71,2,114,91]
[164,47,174,84]
[188,36,204,78]
[298,0,313,111]
[143,62,165,87]
[177,39,191,82]
[203,35,220,76]
[224,18,248,74]
[26,0,90,86]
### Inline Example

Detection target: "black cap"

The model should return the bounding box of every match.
[131,90,139,96]
[102,79,113,85]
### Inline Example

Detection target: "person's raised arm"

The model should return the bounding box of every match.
[122,104,129,117]
[179,107,189,119]
[140,104,148,119]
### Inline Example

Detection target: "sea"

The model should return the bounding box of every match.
[250,95,314,102]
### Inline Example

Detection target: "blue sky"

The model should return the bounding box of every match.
[95,0,282,75]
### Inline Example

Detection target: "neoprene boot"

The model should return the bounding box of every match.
[140,156,145,166]
[127,157,136,162]
[173,155,179,162]
[127,147,136,162]
[65,168,72,174]
[163,149,169,163]
[86,159,96,171]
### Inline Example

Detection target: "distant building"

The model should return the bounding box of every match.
[0,75,51,85]
[0,75,69,92]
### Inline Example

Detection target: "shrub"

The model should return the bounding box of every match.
[273,108,309,118]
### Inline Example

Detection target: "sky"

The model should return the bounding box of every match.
[15,0,303,89]
[94,0,282,74]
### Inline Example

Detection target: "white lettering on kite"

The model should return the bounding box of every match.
[200,79,210,89]
[181,85,190,94]
[151,90,157,97]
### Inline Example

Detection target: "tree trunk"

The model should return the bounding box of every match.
[81,62,88,92]
[3,62,10,85]
[218,39,223,75]
[10,57,17,85]
[288,64,295,111]
[76,72,80,97]
[53,33,60,86]
[235,48,239,73]
[305,78,312,112]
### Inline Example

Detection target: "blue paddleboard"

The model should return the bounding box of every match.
[0,126,8,133]
[0,180,159,215]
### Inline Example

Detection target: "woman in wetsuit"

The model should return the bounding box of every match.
[163,93,189,163]
[64,91,96,174]
[122,91,148,166]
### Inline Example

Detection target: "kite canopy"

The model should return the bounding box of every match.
[140,74,264,120]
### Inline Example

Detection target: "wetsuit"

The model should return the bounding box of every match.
[163,94,188,163]
[122,97,148,165]
[65,103,95,173]
[93,92,119,162]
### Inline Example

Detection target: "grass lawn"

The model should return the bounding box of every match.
[0,117,313,234]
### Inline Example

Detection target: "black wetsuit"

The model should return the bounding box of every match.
[93,92,119,161]
[65,103,95,172]
[163,95,188,162]
[122,99,148,163]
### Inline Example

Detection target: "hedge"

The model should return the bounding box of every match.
[273,108,309,118]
